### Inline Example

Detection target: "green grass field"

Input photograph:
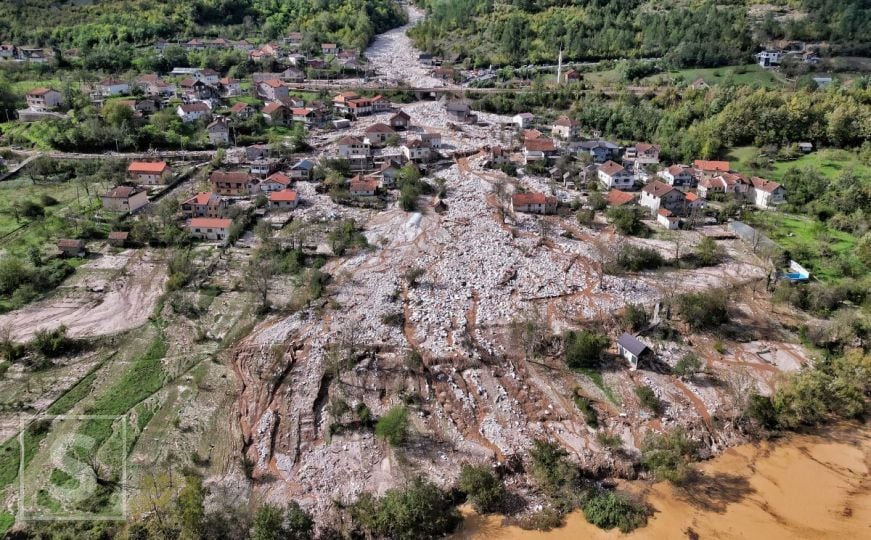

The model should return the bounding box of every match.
[729,146,870,182]
[745,211,859,282]
[644,64,785,88]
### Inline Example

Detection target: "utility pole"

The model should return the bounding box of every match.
[556,48,563,85]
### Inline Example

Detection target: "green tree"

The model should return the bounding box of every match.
[351,477,461,539]
[375,405,410,446]
[694,236,723,266]
[563,330,609,369]
[582,490,648,533]
[640,428,697,485]
[250,504,284,540]
[673,353,703,379]
[458,464,505,514]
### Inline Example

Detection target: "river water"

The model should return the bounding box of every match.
[452,424,870,539]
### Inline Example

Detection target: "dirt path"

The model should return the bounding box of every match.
[0,250,167,341]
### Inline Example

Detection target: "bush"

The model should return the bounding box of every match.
[30,325,78,358]
[582,490,648,533]
[606,206,647,236]
[458,464,505,514]
[611,245,663,272]
[693,236,723,266]
[634,385,661,413]
[673,353,703,378]
[563,330,609,369]
[676,289,729,330]
[375,406,410,446]
[529,439,581,502]
[596,432,622,449]
[745,393,779,429]
[770,350,869,429]
[621,304,649,331]
[351,477,461,539]
[572,391,598,427]
[640,428,697,485]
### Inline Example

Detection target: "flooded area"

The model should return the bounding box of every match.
[452,424,870,539]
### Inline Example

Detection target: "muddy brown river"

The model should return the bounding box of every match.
[452,424,870,539]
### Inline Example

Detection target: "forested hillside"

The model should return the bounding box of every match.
[409,0,871,67]
[0,0,405,50]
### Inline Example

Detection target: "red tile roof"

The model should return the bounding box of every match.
[642,180,679,198]
[750,176,782,193]
[269,189,298,202]
[262,102,286,114]
[103,186,142,198]
[599,160,626,176]
[553,115,577,127]
[694,160,731,172]
[266,172,291,186]
[606,189,635,206]
[365,123,395,134]
[189,218,232,229]
[183,192,219,205]
[210,171,253,184]
[524,138,556,152]
[128,161,168,174]
[512,192,557,206]
[27,87,53,96]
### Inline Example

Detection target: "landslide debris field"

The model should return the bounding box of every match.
[0,100,816,526]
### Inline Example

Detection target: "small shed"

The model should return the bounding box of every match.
[108,231,129,247]
[57,239,86,258]
[617,333,651,370]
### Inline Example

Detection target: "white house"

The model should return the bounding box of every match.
[657,208,680,230]
[188,217,232,243]
[756,50,783,68]
[402,140,431,162]
[749,177,786,209]
[337,135,370,158]
[98,78,130,96]
[363,123,396,146]
[176,102,210,123]
[659,165,696,187]
[513,112,534,129]
[260,172,292,192]
[207,117,230,146]
[101,186,149,213]
[598,160,635,189]
[640,180,686,215]
[511,192,558,215]
[349,176,378,196]
[617,333,651,370]
[551,115,580,139]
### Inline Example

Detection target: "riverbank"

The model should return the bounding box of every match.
[452,424,870,539]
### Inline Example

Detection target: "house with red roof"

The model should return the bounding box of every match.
[261,172,292,192]
[523,138,557,164]
[269,189,299,209]
[262,102,291,125]
[598,160,635,189]
[656,208,680,230]
[188,217,233,243]
[364,123,396,146]
[606,189,636,207]
[210,171,259,196]
[659,165,697,187]
[640,180,686,215]
[551,115,579,140]
[257,79,288,101]
[511,192,558,215]
[176,102,211,123]
[230,102,256,119]
[349,176,378,196]
[693,160,731,179]
[390,110,411,130]
[101,186,149,213]
[128,161,171,185]
[749,177,785,209]
[25,87,62,111]
[181,192,226,218]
